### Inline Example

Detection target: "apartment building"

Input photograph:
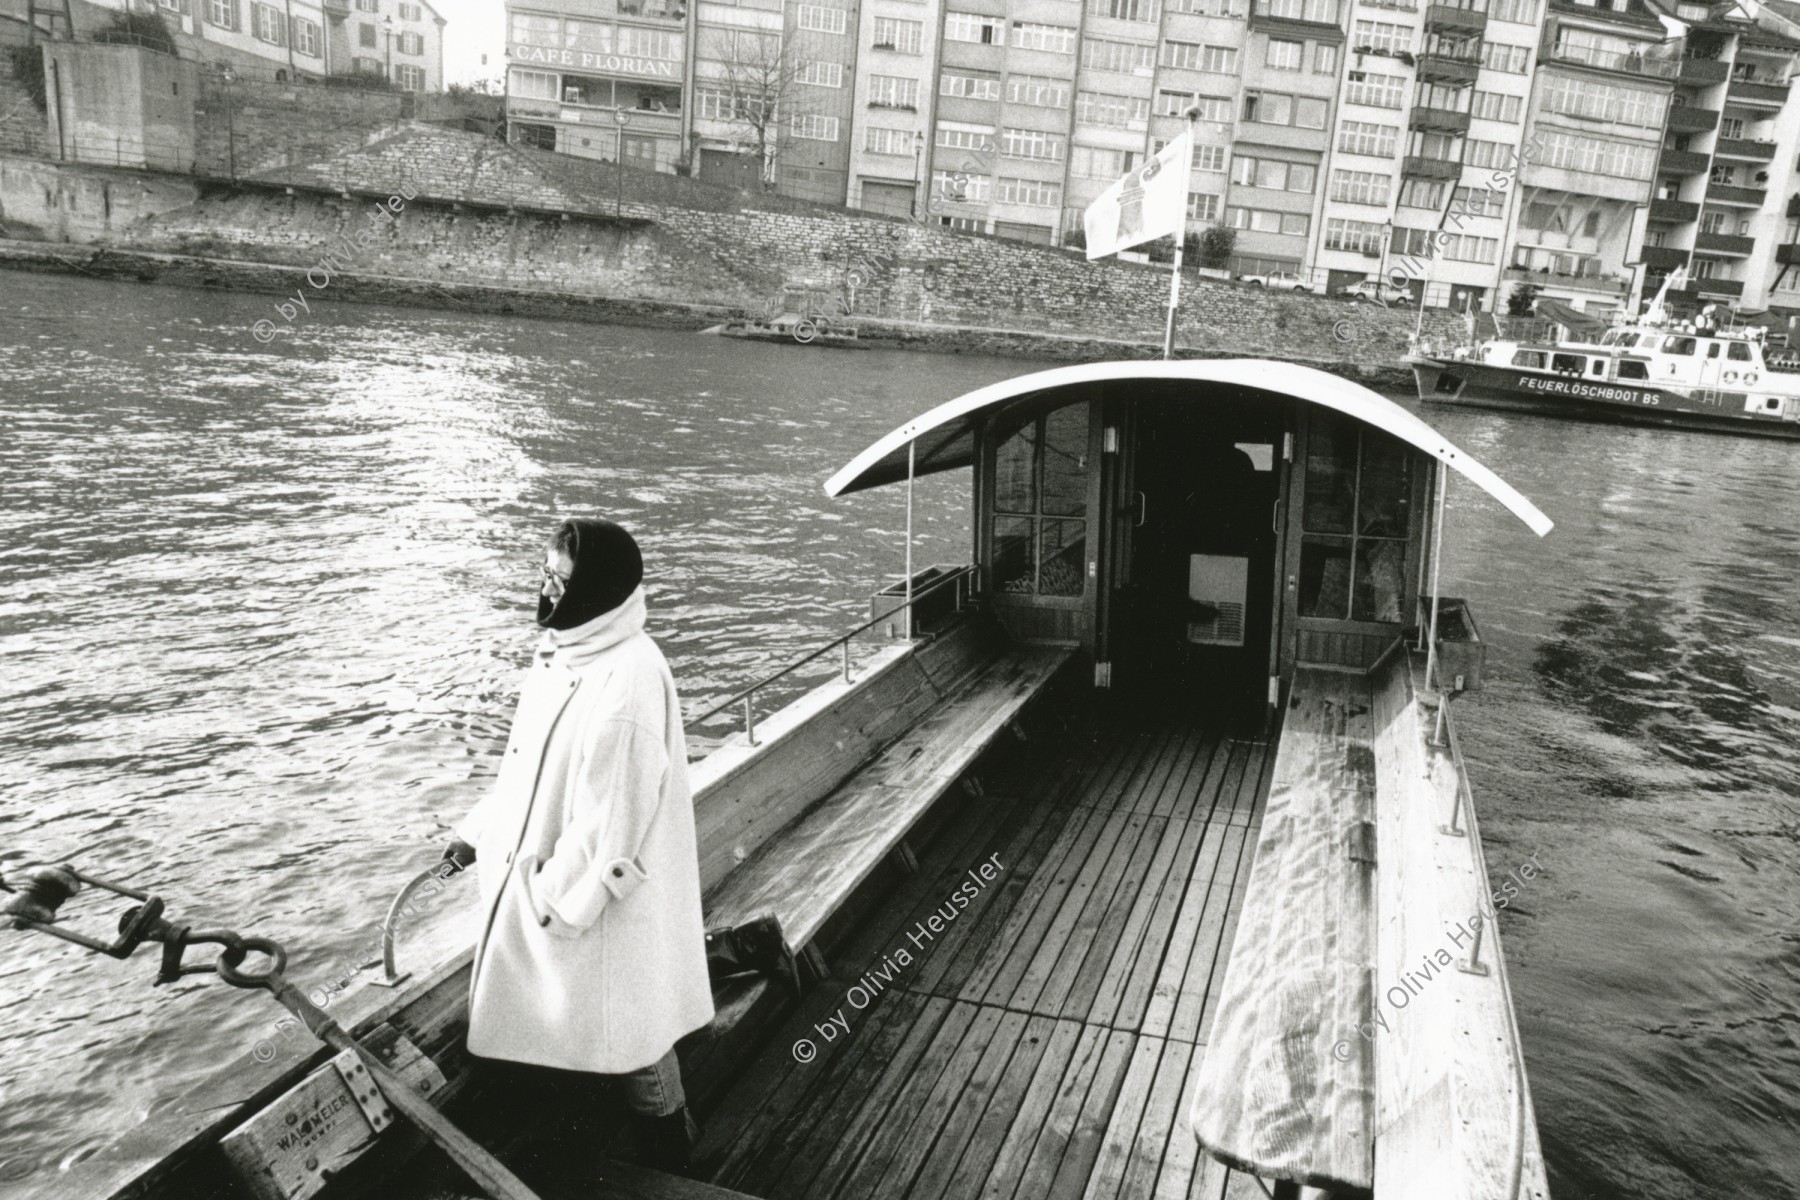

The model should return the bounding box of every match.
[496,0,1800,317]
[506,0,687,169]
[1639,0,1800,309]
[98,0,445,88]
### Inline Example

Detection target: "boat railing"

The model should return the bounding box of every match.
[1429,682,1531,1200]
[683,564,978,745]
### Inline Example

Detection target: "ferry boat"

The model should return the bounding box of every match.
[5,360,1556,1200]
[1410,275,1800,439]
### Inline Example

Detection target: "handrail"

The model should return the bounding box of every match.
[682,564,977,739]
[1431,684,1531,1200]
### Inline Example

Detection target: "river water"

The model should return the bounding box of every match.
[1,272,1795,1199]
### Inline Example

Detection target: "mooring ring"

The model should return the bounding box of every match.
[217,935,288,988]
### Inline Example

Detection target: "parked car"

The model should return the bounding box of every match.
[1336,278,1414,306]
[1237,270,1313,292]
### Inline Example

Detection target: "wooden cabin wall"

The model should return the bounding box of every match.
[1277,410,1432,679]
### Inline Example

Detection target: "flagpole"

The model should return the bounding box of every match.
[1163,109,1199,360]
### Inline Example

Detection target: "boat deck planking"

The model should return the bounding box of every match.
[693,701,1280,1200]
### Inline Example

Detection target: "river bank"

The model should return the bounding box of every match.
[0,240,1416,387]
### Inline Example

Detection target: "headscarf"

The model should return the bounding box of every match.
[537,517,644,631]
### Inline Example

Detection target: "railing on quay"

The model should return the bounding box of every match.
[683,565,977,745]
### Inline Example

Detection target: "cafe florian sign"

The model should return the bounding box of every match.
[511,42,679,80]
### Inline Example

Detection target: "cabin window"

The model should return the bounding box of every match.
[1728,342,1753,362]
[1707,343,1721,359]
[1511,350,1545,368]
[1590,360,1605,376]
[1618,359,1649,380]
[1551,353,1585,373]
[1663,336,1697,356]
[1297,414,1412,624]
[992,406,1089,597]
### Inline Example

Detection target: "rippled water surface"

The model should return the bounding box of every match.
[2,272,1797,1199]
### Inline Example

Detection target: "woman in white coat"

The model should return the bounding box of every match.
[444,517,714,1174]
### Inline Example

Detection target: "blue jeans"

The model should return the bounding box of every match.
[479,1048,686,1118]
[617,1047,685,1117]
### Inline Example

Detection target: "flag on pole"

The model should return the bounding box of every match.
[1084,131,1193,261]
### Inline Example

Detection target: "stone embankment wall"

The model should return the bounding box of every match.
[0,140,1461,372]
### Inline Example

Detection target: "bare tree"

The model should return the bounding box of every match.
[701,27,818,188]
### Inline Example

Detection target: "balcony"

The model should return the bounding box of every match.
[1727,78,1789,105]
[1667,105,1721,133]
[1694,276,1746,298]
[1708,182,1767,206]
[1410,105,1472,133]
[1696,230,1755,255]
[1414,51,1481,84]
[1502,265,1628,294]
[1548,0,1668,29]
[1545,43,1681,79]
[1250,0,1348,38]
[1402,155,1463,180]
[1714,138,1777,161]
[1776,242,1800,265]
[1658,148,1709,174]
[1649,197,1700,222]
[323,0,349,13]
[1424,2,1488,33]
[1639,245,1688,270]
[1678,57,1730,85]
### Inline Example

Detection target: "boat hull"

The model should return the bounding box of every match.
[1412,356,1800,440]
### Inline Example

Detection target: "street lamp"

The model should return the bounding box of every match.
[614,108,631,216]
[221,65,236,182]
[912,130,924,217]
[383,15,394,81]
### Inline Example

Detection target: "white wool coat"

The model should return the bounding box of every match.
[455,587,714,1074]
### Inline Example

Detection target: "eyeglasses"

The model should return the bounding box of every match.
[540,565,572,588]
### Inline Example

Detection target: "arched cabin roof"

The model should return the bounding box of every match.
[825,360,1554,538]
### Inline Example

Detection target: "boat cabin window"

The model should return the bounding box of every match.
[1552,353,1585,373]
[1590,359,1606,376]
[992,406,1089,597]
[1707,343,1722,359]
[1728,342,1754,362]
[1618,359,1650,380]
[1511,350,1545,368]
[1663,336,1698,355]
[1297,413,1412,624]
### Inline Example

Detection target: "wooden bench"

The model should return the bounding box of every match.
[1189,667,1378,1195]
[702,641,1073,970]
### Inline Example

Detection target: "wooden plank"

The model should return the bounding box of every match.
[1140,822,1243,1042]
[905,795,1076,1000]
[755,995,957,1199]
[1168,1044,1223,1200]
[801,999,982,1200]
[1188,822,1260,1046]
[579,1160,770,1200]
[1001,1024,1132,1200]
[974,1018,1089,1200]
[1077,1034,1162,1200]
[876,1008,1036,1200]
[1102,1037,1195,1200]
[1187,670,1377,1192]
[1369,654,1552,1200]
[827,1001,1004,1200]
[979,808,1140,1013]
[1156,731,1223,823]
[918,1012,1062,1200]
[1043,1028,1139,1200]
[1085,816,1208,1032]
[1042,812,1171,1024]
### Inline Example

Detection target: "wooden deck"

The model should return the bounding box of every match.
[693,702,1281,1200]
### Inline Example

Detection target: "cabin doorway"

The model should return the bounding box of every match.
[1107,397,1286,721]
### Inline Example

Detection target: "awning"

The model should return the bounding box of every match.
[1534,298,1609,332]
[824,359,1553,537]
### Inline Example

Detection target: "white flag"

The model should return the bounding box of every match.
[1084,131,1193,261]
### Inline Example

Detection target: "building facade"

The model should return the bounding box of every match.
[501,0,1800,315]
[92,0,445,88]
